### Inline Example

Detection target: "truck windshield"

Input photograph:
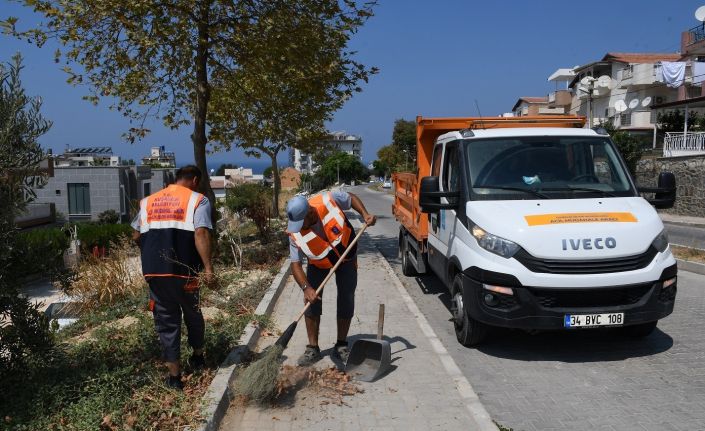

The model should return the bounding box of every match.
[464,136,635,200]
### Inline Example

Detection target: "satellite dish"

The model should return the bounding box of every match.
[615,100,628,113]
[696,6,705,22]
[580,76,594,86]
[597,75,611,88]
[629,99,639,109]
[642,96,652,107]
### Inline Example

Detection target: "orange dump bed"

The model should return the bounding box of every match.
[392,115,587,242]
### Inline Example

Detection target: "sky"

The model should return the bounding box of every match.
[1,0,704,172]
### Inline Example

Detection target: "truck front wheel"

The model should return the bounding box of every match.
[451,274,488,346]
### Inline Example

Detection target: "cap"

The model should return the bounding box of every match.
[286,195,310,233]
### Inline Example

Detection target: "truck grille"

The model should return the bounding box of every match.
[531,283,653,308]
[513,247,658,275]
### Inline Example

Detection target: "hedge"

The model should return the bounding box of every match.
[14,223,133,278]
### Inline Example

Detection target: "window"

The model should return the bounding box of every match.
[67,183,90,215]
[143,182,151,197]
[620,113,632,127]
[431,144,443,177]
[442,143,459,192]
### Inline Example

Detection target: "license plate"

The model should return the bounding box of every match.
[564,313,624,328]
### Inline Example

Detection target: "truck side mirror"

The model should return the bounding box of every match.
[638,172,676,209]
[419,176,459,213]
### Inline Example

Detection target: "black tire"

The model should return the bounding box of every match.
[400,235,418,277]
[451,274,487,346]
[621,321,657,338]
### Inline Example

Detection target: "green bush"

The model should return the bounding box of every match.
[14,227,70,278]
[97,209,120,224]
[225,183,272,237]
[76,223,133,251]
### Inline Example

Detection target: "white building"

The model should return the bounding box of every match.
[290,131,362,173]
[53,146,120,167]
[566,52,681,145]
[141,146,176,168]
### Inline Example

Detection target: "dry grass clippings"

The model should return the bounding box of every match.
[671,245,705,264]
[276,365,363,406]
[233,344,285,403]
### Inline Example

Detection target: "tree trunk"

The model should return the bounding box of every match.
[269,151,281,218]
[191,3,216,227]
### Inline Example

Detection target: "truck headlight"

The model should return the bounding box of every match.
[651,230,669,252]
[471,223,520,258]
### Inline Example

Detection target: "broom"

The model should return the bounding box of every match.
[234,222,369,403]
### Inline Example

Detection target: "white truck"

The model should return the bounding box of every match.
[393,116,677,346]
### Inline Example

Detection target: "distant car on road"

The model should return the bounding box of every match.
[382,180,392,189]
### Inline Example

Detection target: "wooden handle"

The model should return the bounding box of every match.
[295,222,368,322]
[377,304,385,340]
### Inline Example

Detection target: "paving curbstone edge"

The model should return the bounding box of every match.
[677,258,705,276]
[194,260,292,431]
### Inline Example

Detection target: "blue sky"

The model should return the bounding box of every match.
[1,0,703,172]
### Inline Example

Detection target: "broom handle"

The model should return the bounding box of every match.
[294,222,368,322]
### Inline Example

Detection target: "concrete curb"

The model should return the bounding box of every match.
[195,261,291,431]
[663,220,705,229]
[677,258,705,276]
[351,220,497,431]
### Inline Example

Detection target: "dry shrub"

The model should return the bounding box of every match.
[64,238,145,314]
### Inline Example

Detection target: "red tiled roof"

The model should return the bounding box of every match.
[602,52,681,64]
[512,96,549,111]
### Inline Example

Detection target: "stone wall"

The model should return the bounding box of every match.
[635,154,705,217]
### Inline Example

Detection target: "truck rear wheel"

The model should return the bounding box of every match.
[451,274,487,346]
[621,321,657,338]
[400,235,418,277]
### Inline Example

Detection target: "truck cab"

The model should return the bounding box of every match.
[394,117,677,346]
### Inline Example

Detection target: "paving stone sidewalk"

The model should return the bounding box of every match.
[219,232,483,431]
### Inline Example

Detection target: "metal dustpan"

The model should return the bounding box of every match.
[345,304,391,382]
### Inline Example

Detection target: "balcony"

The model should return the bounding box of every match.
[663,132,705,157]
[548,90,572,107]
[688,24,705,46]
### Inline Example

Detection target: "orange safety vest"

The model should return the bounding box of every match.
[138,184,205,284]
[290,192,355,269]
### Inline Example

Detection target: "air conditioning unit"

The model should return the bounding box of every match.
[654,96,666,105]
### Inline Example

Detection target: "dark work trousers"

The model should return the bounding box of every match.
[148,277,205,363]
[304,259,357,319]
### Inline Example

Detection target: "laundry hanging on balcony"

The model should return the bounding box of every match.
[693,62,705,86]
[659,62,686,88]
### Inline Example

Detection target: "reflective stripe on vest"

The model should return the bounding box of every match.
[291,192,353,269]
[139,185,202,233]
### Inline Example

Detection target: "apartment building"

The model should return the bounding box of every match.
[290,131,362,173]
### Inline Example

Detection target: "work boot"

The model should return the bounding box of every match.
[332,340,350,363]
[297,345,322,366]
[189,353,205,371]
[166,374,184,390]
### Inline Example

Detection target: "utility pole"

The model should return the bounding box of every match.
[587,78,595,129]
[337,160,340,185]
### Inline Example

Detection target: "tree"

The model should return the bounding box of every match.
[0,54,53,378]
[600,120,644,177]
[317,152,367,185]
[391,118,416,169]
[657,110,702,133]
[375,144,404,177]
[215,163,237,176]
[225,183,271,238]
[208,1,377,216]
[3,1,375,222]
[263,166,273,180]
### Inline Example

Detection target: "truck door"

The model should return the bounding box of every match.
[427,143,444,275]
[428,141,460,280]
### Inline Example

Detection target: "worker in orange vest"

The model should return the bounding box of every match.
[131,165,215,390]
[286,190,376,366]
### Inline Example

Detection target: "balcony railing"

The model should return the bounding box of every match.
[663,131,705,157]
[689,24,705,46]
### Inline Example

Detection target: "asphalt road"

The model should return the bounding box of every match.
[351,184,705,431]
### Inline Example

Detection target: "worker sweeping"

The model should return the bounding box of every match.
[286,190,376,366]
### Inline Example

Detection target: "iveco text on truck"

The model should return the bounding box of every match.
[392,116,677,345]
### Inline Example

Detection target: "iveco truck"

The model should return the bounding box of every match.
[392,116,677,346]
